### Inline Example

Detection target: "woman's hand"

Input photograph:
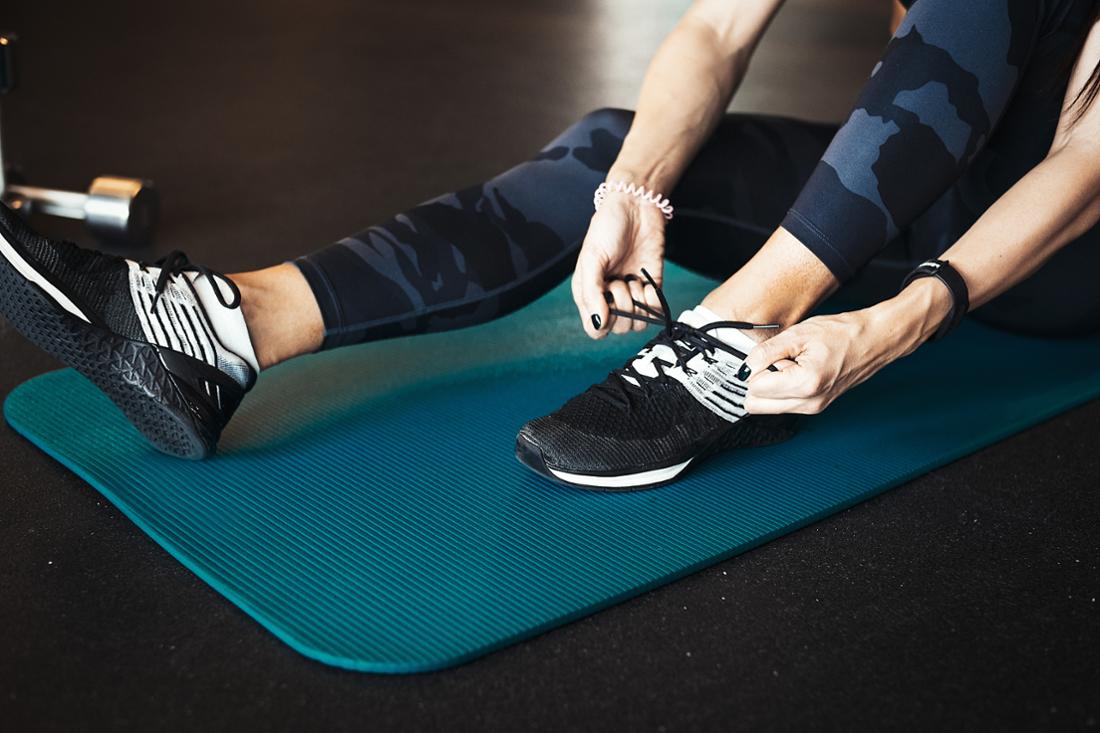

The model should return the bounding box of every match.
[741,311,884,415]
[572,193,668,338]
[562,0,787,337]
[742,280,951,414]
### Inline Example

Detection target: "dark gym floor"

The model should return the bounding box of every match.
[1,1,1098,731]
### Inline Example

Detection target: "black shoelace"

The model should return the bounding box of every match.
[148,251,242,313]
[592,270,777,409]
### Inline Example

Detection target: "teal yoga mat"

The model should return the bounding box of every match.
[6,265,1100,673]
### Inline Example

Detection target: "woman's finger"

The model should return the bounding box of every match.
[744,394,814,415]
[605,279,634,334]
[642,280,663,319]
[745,365,813,400]
[624,276,648,332]
[772,358,798,371]
[573,256,610,339]
[743,333,803,377]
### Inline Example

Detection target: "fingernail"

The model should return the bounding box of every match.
[736,364,751,380]
[591,314,602,330]
[603,291,614,304]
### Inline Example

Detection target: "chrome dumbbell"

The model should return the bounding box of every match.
[5,176,159,245]
[0,32,159,246]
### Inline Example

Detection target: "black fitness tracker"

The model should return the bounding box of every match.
[900,258,970,341]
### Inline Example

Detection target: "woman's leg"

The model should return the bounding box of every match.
[236,109,845,368]
[663,114,838,278]
[659,114,842,324]
[231,264,324,370]
[697,0,1045,334]
[234,108,635,368]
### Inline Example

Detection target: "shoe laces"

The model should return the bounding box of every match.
[148,251,241,313]
[592,269,777,409]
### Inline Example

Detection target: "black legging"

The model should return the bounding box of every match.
[295,0,1100,349]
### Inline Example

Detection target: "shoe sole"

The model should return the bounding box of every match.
[0,230,214,459]
[515,414,798,492]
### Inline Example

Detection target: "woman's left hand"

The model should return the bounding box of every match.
[741,310,891,415]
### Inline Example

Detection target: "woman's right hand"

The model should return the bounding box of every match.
[572,192,668,339]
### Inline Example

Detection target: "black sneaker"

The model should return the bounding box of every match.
[516,274,796,490]
[0,203,258,459]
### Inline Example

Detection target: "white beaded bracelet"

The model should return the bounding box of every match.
[593,180,674,220]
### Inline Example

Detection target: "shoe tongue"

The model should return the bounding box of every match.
[677,305,759,357]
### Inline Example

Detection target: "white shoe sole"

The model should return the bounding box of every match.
[546,458,694,489]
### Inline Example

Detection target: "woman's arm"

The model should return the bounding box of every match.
[890,0,907,34]
[743,19,1100,415]
[938,25,1100,311]
[607,0,787,193]
[574,0,786,338]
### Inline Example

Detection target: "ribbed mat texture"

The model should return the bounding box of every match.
[6,265,1100,672]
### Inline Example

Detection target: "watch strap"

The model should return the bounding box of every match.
[900,258,970,341]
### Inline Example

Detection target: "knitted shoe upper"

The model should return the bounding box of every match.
[0,204,143,341]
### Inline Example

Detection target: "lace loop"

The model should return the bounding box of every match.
[148,251,241,313]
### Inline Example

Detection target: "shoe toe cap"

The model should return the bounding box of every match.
[515,416,577,471]
[516,416,630,475]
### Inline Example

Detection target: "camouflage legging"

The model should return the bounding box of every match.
[296,0,1099,348]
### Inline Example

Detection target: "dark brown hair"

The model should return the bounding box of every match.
[1070,61,1100,120]
[1069,7,1100,122]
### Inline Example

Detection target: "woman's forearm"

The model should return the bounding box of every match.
[608,0,785,193]
[887,19,1100,326]
[867,145,1100,362]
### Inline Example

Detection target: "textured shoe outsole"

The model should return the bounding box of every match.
[0,244,214,460]
[515,413,799,492]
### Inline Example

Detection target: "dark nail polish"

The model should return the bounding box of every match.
[736,364,751,380]
[603,291,614,304]
[591,314,602,330]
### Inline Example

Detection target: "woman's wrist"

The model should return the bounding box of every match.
[869,277,955,360]
[607,152,679,194]
[594,180,672,229]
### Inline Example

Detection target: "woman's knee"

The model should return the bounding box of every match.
[973,248,1100,338]
[538,108,634,171]
[557,107,634,145]
[577,107,633,135]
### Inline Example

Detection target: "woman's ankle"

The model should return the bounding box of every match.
[700,227,838,341]
[230,264,325,370]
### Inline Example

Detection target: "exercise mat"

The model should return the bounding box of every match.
[6,264,1100,673]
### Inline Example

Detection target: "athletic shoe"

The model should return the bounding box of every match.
[515,274,796,490]
[0,202,259,459]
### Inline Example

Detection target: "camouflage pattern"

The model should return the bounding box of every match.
[782,0,1050,281]
[297,0,1095,349]
[295,108,838,349]
[297,109,615,349]
[296,108,845,349]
